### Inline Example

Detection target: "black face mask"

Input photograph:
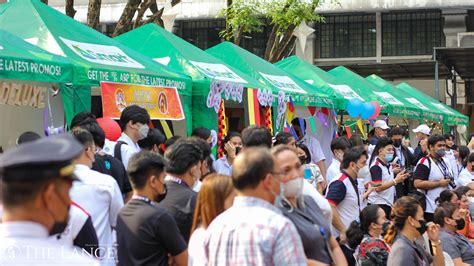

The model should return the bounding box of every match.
[393,140,402,148]
[416,219,427,235]
[156,183,168,203]
[455,218,466,230]
[235,147,242,155]
[298,156,307,164]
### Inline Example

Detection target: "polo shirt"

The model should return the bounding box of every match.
[301,135,326,165]
[326,159,341,184]
[457,168,474,187]
[279,195,333,264]
[387,235,432,266]
[302,180,333,223]
[213,156,232,176]
[439,229,474,265]
[414,156,453,213]
[325,172,361,234]
[368,158,396,206]
[159,176,197,241]
[116,199,187,266]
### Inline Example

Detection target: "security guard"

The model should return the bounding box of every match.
[0,134,99,265]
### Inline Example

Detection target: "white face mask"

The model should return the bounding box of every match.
[357,165,370,179]
[283,177,304,198]
[138,124,149,140]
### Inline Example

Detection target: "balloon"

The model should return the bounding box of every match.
[368,101,381,120]
[97,117,121,141]
[347,98,363,118]
[361,102,375,120]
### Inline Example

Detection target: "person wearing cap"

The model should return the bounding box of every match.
[0,134,99,265]
[367,120,390,157]
[412,124,431,163]
[70,128,124,265]
[103,105,151,169]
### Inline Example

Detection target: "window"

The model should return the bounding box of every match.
[239,25,272,58]
[382,11,444,56]
[318,14,376,58]
[174,19,226,50]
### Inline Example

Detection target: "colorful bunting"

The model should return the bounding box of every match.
[317,111,328,127]
[307,106,317,116]
[309,116,317,135]
[159,120,173,139]
[345,126,352,138]
[357,119,366,139]
[298,117,305,137]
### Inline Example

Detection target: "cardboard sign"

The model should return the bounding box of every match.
[0,81,47,108]
[101,82,185,120]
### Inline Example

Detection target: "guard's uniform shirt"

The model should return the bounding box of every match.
[103,133,141,169]
[71,164,124,265]
[325,172,362,235]
[368,158,396,206]
[414,156,454,213]
[0,221,100,266]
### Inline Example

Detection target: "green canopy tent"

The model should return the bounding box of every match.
[115,24,273,133]
[0,28,72,83]
[329,66,422,119]
[396,82,469,128]
[276,56,366,111]
[366,75,443,123]
[0,0,193,129]
[207,42,334,131]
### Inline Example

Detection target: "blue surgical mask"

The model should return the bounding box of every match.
[384,153,394,162]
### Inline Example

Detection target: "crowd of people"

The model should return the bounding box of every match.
[1,104,474,266]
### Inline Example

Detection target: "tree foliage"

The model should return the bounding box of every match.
[221,0,325,62]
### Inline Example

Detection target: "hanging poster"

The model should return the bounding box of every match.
[259,72,307,94]
[101,82,184,120]
[189,61,248,83]
[328,83,363,100]
[405,97,429,110]
[373,91,404,105]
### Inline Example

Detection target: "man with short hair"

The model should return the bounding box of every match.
[368,120,390,156]
[159,139,203,241]
[117,151,188,266]
[241,125,273,148]
[291,118,327,178]
[412,124,431,163]
[326,147,367,243]
[389,127,416,197]
[326,137,352,184]
[204,147,307,265]
[0,134,99,265]
[138,128,166,153]
[71,129,124,265]
[103,105,150,169]
[414,134,454,222]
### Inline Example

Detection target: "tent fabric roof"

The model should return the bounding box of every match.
[206,42,334,107]
[0,0,192,92]
[0,28,72,83]
[115,24,265,91]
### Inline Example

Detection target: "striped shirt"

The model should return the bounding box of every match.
[203,196,307,266]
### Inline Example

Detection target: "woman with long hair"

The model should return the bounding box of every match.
[346,205,390,265]
[386,196,445,266]
[271,145,347,266]
[188,174,236,265]
[368,137,409,219]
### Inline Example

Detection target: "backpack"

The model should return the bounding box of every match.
[408,156,431,211]
[114,141,127,162]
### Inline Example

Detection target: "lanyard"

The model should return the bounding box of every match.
[132,195,157,206]
[433,158,452,179]
[167,176,190,188]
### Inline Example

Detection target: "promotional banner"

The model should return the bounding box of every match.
[101,82,185,120]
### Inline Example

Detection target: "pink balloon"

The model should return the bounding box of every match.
[368,101,381,120]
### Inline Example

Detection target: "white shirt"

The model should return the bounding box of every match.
[301,135,326,164]
[71,164,124,265]
[0,221,99,266]
[368,158,396,206]
[188,226,207,266]
[103,133,141,169]
[213,156,232,176]
[50,202,90,250]
[326,159,341,184]
[457,168,474,187]
[302,180,333,224]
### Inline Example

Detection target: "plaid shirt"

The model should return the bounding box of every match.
[203,196,307,266]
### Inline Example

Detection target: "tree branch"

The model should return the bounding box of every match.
[65,0,76,18]
[133,0,154,29]
[87,0,101,30]
[112,0,142,37]
[234,26,243,45]
[41,0,48,4]
[264,24,279,61]
[270,24,296,62]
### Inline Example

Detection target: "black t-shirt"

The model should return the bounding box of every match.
[116,199,187,266]
[158,181,197,242]
[92,153,132,196]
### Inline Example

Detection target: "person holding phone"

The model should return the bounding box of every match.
[368,137,409,219]
[213,131,242,176]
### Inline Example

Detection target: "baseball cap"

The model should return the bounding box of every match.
[412,124,431,136]
[374,120,390,130]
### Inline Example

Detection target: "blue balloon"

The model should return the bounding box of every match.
[361,102,376,119]
[347,98,363,118]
